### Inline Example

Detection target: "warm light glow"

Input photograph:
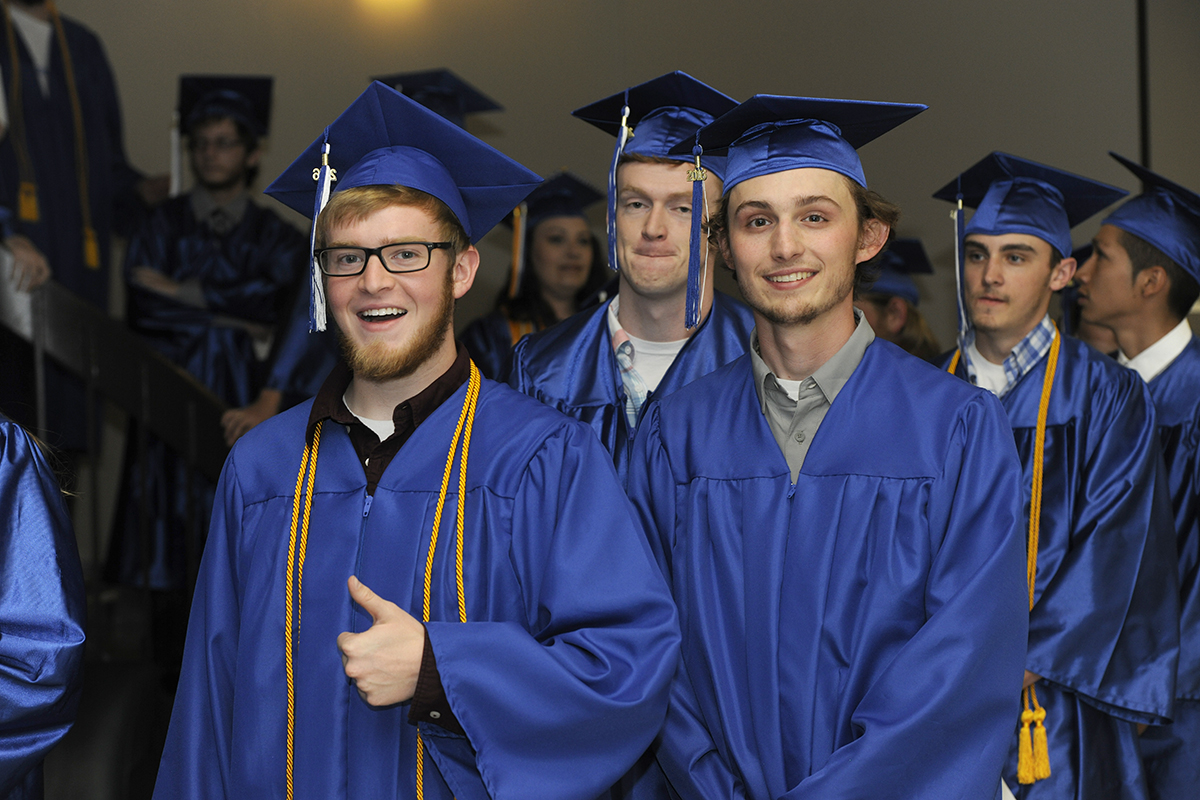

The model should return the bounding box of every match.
[357,0,428,15]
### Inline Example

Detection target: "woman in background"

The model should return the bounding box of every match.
[854,237,942,362]
[462,171,608,380]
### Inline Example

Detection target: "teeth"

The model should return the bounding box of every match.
[360,307,405,318]
[768,271,815,284]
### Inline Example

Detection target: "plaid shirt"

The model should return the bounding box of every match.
[961,314,1056,398]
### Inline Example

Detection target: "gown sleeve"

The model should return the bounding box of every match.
[422,421,680,800]
[1025,374,1180,724]
[151,454,246,798]
[0,421,86,795]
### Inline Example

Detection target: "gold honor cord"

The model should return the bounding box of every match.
[947,326,1061,784]
[416,360,480,799]
[506,318,535,348]
[2,2,38,222]
[284,420,323,800]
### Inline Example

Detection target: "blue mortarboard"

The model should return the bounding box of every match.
[504,171,603,298]
[670,94,925,327]
[932,152,1126,339]
[573,72,737,328]
[179,75,273,137]
[932,152,1127,259]
[869,238,933,306]
[676,95,927,192]
[264,81,541,331]
[1102,152,1200,283]
[372,69,501,128]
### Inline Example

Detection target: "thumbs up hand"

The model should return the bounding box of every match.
[337,575,426,707]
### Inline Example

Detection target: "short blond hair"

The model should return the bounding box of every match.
[315,185,469,255]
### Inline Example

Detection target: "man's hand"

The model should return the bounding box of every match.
[1023,670,1042,690]
[221,388,282,446]
[130,265,183,298]
[4,234,51,291]
[337,576,425,707]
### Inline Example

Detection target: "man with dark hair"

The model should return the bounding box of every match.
[108,77,316,595]
[934,152,1179,800]
[509,72,755,483]
[627,95,1030,798]
[152,82,679,800]
[1074,153,1200,800]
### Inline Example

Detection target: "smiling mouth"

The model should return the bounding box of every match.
[359,307,406,321]
[767,271,816,284]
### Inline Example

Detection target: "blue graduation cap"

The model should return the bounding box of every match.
[504,171,603,298]
[372,69,501,128]
[671,94,926,327]
[932,152,1128,260]
[869,238,933,306]
[676,94,927,192]
[264,81,541,331]
[573,72,737,329]
[1102,152,1200,283]
[179,75,273,138]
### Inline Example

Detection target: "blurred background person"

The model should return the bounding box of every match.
[854,237,941,362]
[462,171,608,380]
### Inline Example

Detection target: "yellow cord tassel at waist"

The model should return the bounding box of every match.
[949,328,1060,784]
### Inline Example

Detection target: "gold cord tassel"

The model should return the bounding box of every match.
[1017,693,1035,784]
[18,181,38,221]
[1030,686,1051,780]
[82,226,100,268]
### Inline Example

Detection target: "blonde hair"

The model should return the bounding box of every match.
[315,185,469,255]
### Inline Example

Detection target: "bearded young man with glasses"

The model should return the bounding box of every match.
[151,83,680,800]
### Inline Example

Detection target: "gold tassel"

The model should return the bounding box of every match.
[18,181,38,222]
[1017,704,1036,784]
[82,226,100,269]
[1031,689,1052,780]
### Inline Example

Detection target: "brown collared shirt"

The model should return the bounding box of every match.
[308,343,471,735]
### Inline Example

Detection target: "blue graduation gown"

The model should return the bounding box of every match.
[510,291,755,483]
[0,13,143,450]
[460,309,529,383]
[108,195,309,589]
[944,336,1180,799]
[0,418,86,800]
[152,380,680,800]
[1137,337,1200,800]
[628,342,1030,799]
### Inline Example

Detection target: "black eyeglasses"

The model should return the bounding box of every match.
[315,241,454,276]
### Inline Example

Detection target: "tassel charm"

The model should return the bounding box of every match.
[307,134,335,332]
[18,181,38,222]
[82,226,100,269]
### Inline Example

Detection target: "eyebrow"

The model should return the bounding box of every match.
[733,195,840,215]
[619,184,693,204]
[963,240,1038,254]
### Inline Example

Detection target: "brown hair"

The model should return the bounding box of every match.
[315,185,470,256]
[860,294,942,362]
[707,174,900,295]
[1119,229,1200,321]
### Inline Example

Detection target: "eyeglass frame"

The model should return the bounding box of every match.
[314,241,456,276]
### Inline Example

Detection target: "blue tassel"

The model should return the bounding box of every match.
[307,131,335,332]
[607,101,631,273]
[685,144,706,330]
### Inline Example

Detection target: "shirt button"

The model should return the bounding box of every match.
[364,457,370,466]
[429,711,442,720]
[795,431,806,443]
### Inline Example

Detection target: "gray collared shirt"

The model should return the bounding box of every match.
[751,311,875,481]
[189,186,251,237]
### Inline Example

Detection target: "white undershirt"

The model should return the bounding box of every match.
[966,340,1009,397]
[0,6,54,129]
[623,332,687,393]
[344,392,394,441]
[1117,318,1193,383]
[774,377,803,402]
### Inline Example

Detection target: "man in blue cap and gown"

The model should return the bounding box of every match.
[1072,153,1200,800]
[151,82,680,800]
[509,72,755,483]
[626,95,1031,798]
[934,152,1180,800]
